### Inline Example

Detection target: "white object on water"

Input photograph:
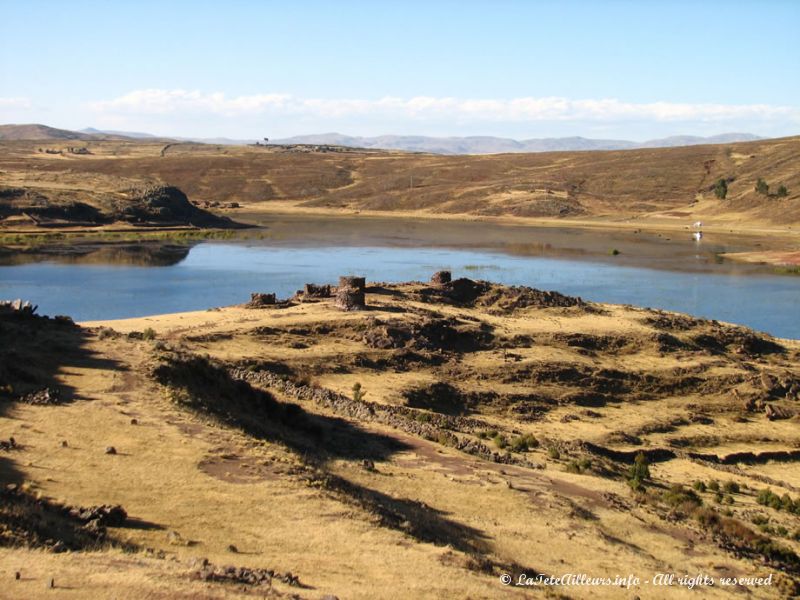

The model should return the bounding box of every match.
[692,231,703,241]
[692,221,703,229]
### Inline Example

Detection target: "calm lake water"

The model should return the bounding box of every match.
[2,235,799,338]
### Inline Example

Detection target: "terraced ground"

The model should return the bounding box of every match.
[1,276,799,598]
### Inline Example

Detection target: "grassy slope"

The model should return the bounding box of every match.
[2,281,800,598]
[0,136,798,230]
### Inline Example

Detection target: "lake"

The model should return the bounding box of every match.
[1,216,798,338]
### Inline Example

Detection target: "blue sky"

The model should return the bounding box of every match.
[1,0,798,139]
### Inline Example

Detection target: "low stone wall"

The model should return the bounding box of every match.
[229,367,539,468]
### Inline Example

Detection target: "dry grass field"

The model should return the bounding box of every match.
[1,136,798,238]
[2,276,800,598]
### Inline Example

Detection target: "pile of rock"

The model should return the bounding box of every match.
[69,504,128,528]
[192,558,300,587]
[20,387,62,405]
[334,276,366,311]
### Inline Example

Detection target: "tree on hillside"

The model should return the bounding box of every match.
[714,178,728,200]
[627,452,651,491]
[755,178,769,195]
[776,184,789,198]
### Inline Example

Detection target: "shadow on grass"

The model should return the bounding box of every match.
[0,312,133,550]
[150,351,503,559]
[151,351,410,463]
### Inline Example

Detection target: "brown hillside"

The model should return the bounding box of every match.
[0,136,798,229]
[0,124,98,141]
[2,278,800,597]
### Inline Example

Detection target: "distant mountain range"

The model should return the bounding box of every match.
[269,132,764,154]
[0,123,764,154]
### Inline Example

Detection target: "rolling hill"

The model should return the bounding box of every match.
[0,133,797,229]
[270,132,764,154]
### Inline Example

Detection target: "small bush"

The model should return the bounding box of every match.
[662,484,702,510]
[627,453,650,489]
[708,479,720,492]
[510,433,539,452]
[755,178,769,195]
[776,184,788,198]
[493,434,508,449]
[714,178,728,199]
[723,481,740,494]
[352,382,367,402]
[693,480,707,492]
[547,447,561,460]
[566,457,592,474]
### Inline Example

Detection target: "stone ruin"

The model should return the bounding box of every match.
[247,293,276,308]
[303,283,331,298]
[431,270,452,285]
[0,299,38,316]
[334,276,366,311]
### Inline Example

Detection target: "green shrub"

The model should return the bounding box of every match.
[493,434,508,449]
[662,484,703,511]
[708,479,720,492]
[352,382,367,402]
[510,433,539,452]
[626,453,650,488]
[547,447,561,460]
[693,480,707,492]
[566,460,582,474]
[714,178,728,199]
[777,184,789,198]
[723,481,740,494]
[755,178,769,195]
[142,327,156,340]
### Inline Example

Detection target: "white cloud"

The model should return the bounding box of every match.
[0,97,32,109]
[88,89,800,124]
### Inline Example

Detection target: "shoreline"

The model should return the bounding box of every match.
[232,200,800,244]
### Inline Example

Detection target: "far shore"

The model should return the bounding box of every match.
[2,200,799,270]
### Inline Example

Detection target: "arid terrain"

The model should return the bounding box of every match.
[0,133,798,235]
[2,275,800,598]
